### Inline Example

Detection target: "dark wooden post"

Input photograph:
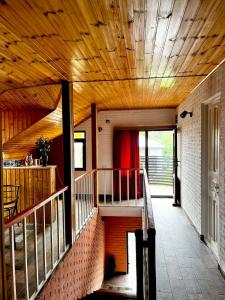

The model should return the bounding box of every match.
[135,229,144,300]
[91,103,98,207]
[0,113,6,299]
[173,127,180,207]
[148,228,156,299]
[145,131,148,175]
[62,80,75,244]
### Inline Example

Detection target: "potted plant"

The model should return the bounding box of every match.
[35,136,51,167]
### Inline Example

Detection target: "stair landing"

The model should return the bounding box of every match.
[80,288,136,299]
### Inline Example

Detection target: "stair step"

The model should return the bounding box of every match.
[81,288,136,299]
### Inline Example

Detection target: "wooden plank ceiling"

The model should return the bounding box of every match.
[0,0,224,119]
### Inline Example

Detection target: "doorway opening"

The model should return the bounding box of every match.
[139,130,174,198]
[127,232,136,275]
[127,232,137,293]
[103,232,137,295]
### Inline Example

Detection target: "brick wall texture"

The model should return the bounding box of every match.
[177,61,225,271]
[104,216,142,273]
[38,211,105,300]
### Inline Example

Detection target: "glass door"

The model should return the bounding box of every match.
[139,130,174,198]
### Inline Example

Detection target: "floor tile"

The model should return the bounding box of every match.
[157,292,173,300]
[152,198,225,300]
[184,279,201,294]
[181,268,196,280]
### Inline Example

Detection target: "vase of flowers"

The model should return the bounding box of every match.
[35,136,51,167]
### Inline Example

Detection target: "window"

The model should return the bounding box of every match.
[74,131,86,170]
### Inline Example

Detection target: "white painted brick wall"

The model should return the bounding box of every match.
[177,97,202,233]
[177,61,225,271]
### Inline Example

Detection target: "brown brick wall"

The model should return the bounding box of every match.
[38,211,104,300]
[104,217,142,273]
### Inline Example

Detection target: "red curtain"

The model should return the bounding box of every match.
[113,130,141,200]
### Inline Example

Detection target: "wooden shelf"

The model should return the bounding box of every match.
[3,165,57,169]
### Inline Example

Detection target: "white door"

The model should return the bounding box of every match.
[208,102,220,256]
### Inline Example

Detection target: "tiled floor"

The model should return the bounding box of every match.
[150,185,173,197]
[153,198,225,300]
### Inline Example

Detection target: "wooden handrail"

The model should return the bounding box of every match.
[74,168,143,183]
[75,170,95,183]
[97,167,143,171]
[143,168,155,229]
[4,186,68,229]
[143,168,156,299]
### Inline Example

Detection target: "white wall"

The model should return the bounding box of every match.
[177,97,202,232]
[98,109,176,168]
[177,61,225,272]
[75,108,176,192]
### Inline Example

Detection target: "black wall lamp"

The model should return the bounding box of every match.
[180,110,193,118]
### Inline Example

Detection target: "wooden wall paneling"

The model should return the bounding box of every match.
[3,167,56,223]
[33,169,38,202]
[1,110,49,146]
[37,169,43,199]
[1,112,4,145]
[2,107,63,159]
[18,112,23,133]
[19,168,25,212]
[4,112,9,144]
[28,169,32,212]
[43,169,49,224]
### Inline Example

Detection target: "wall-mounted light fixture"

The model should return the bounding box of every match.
[180,110,193,118]
[98,126,103,132]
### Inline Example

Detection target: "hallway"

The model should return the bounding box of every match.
[153,198,225,300]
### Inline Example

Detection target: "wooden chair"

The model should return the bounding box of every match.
[3,184,20,248]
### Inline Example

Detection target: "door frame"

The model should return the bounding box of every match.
[201,92,221,254]
[127,231,136,274]
[143,128,176,199]
[173,127,181,206]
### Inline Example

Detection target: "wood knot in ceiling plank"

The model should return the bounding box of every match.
[44,9,64,17]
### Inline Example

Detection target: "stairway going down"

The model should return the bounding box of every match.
[80,288,136,299]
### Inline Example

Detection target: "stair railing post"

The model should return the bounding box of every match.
[148,227,156,299]
[91,103,98,207]
[62,80,75,244]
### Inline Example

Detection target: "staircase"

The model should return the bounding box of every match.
[81,288,136,299]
